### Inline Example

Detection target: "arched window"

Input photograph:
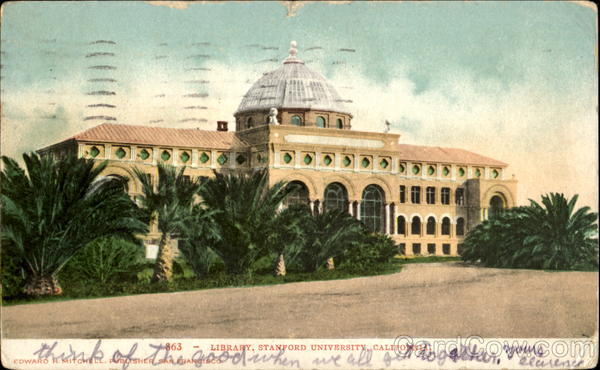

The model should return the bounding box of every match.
[456,217,465,236]
[441,217,451,235]
[426,216,436,235]
[324,182,348,212]
[411,216,421,235]
[336,118,343,129]
[397,216,406,235]
[291,115,303,126]
[285,181,309,207]
[361,185,385,233]
[247,117,254,129]
[489,195,505,218]
[316,116,326,128]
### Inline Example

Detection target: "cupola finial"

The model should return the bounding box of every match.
[284,40,303,64]
[289,41,298,57]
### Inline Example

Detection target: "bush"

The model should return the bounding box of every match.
[462,193,598,271]
[1,242,25,298]
[274,205,365,272]
[178,205,221,279]
[60,237,146,285]
[338,233,397,273]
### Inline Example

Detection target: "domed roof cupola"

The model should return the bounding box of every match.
[235,41,352,131]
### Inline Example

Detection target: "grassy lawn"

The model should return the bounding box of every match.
[2,255,459,306]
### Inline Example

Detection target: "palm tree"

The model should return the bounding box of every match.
[519,193,598,270]
[199,169,292,275]
[177,203,220,278]
[132,163,203,282]
[0,153,147,296]
[462,193,598,270]
[270,203,312,274]
[298,208,365,272]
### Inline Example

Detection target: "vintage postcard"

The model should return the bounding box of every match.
[1,1,598,369]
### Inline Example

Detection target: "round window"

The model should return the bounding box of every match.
[139,149,150,160]
[115,148,126,159]
[180,152,190,163]
[90,146,100,158]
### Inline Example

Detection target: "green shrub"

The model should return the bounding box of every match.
[1,242,26,298]
[339,233,397,273]
[61,237,146,285]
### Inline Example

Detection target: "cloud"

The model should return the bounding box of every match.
[328,64,598,209]
[1,56,596,210]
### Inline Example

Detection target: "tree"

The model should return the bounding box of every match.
[177,204,220,278]
[520,193,598,270]
[271,204,365,272]
[268,203,311,274]
[133,163,203,282]
[462,193,598,270]
[295,208,365,272]
[199,169,292,275]
[0,153,147,296]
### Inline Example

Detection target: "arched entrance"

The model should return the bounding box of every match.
[324,182,348,212]
[284,181,309,207]
[361,184,385,233]
[489,195,505,218]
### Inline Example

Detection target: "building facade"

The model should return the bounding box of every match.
[40,42,517,257]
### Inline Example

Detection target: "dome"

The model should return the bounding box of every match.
[235,42,351,116]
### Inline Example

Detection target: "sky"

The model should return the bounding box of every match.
[1,1,597,209]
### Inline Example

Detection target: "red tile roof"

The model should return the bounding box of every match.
[395,143,507,167]
[48,123,506,167]
[67,123,247,149]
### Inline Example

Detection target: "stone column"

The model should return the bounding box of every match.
[210,150,217,169]
[356,202,361,220]
[309,200,315,214]
[390,204,396,234]
[318,200,323,214]
[105,144,112,160]
[384,204,390,235]
[348,201,354,216]
[172,148,179,167]
[230,151,237,169]
[152,147,158,165]
[191,149,198,168]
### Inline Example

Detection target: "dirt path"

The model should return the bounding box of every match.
[2,263,597,338]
